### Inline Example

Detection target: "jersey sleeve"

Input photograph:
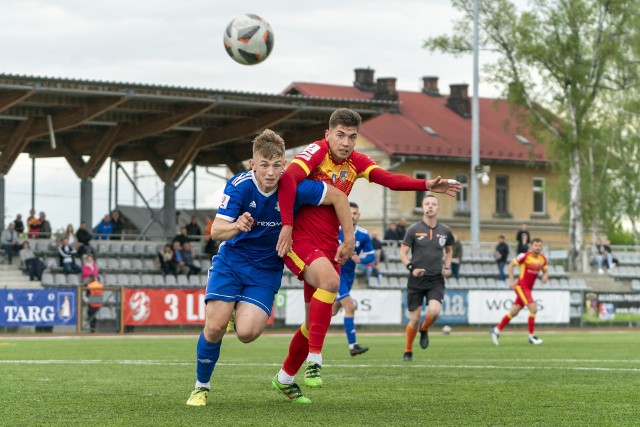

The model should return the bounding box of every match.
[445,229,455,246]
[215,181,243,223]
[294,179,327,210]
[402,225,415,247]
[512,252,527,266]
[359,233,376,264]
[368,167,428,191]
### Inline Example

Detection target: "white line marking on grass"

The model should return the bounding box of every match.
[1,360,639,372]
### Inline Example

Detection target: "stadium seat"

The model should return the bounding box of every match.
[144,244,158,255]
[189,275,202,287]
[54,273,68,285]
[141,274,154,287]
[41,272,55,286]
[131,258,143,270]
[107,258,120,270]
[143,259,156,272]
[165,275,178,287]
[132,243,146,255]
[119,258,133,270]
[66,274,80,286]
[177,275,189,287]
[97,242,110,254]
[152,275,166,287]
[120,243,133,254]
[128,274,142,287]
[116,274,130,287]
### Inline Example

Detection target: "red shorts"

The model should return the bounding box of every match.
[514,285,534,306]
[283,240,340,303]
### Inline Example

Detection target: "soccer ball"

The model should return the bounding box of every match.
[442,325,452,335]
[223,14,274,65]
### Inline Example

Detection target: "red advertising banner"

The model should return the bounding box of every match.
[123,288,206,326]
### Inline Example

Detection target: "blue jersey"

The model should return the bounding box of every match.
[338,225,375,286]
[215,170,327,271]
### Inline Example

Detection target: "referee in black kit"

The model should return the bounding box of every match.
[399,194,454,362]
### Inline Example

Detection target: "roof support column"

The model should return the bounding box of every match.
[80,178,93,226]
[0,173,5,229]
[164,182,176,238]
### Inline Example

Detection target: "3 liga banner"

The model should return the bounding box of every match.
[467,290,570,324]
[123,289,206,326]
[0,289,78,326]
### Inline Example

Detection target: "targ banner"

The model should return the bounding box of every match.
[468,290,570,324]
[123,288,206,326]
[583,292,640,323]
[0,289,78,326]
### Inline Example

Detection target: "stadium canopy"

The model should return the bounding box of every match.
[0,74,395,235]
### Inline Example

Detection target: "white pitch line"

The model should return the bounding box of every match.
[1,360,639,372]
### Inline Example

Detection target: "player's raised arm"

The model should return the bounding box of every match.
[211,212,254,242]
[368,168,461,197]
[321,186,355,264]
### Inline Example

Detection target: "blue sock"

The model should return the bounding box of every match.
[344,317,356,345]
[195,332,222,384]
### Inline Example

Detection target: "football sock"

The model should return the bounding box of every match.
[405,324,418,353]
[420,313,435,331]
[307,289,337,354]
[195,332,221,384]
[277,369,295,385]
[528,313,536,334]
[343,316,356,345]
[496,313,513,331]
[282,324,309,377]
[307,352,322,365]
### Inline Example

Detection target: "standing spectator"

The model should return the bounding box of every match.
[94,214,113,240]
[172,227,190,247]
[85,275,104,333]
[64,224,77,248]
[38,212,52,239]
[81,255,99,284]
[76,221,93,246]
[58,238,82,274]
[27,208,40,238]
[181,242,202,277]
[186,216,203,242]
[13,214,25,235]
[515,223,531,255]
[19,241,45,281]
[495,235,510,281]
[176,211,187,234]
[157,244,177,276]
[399,195,454,361]
[450,234,463,279]
[383,221,404,242]
[397,217,408,238]
[110,210,124,240]
[1,223,21,264]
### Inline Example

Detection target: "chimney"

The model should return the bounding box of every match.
[374,77,398,101]
[354,67,375,92]
[446,83,471,118]
[422,76,440,97]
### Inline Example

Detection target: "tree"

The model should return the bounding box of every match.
[425,0,639,271]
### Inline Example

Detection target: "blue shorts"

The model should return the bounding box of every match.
[205,255,283,316]
[337,272,355,301]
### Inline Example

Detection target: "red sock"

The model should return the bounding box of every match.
[307,289,336,354]
[528,313,536,334]
[496,313,513,331]
[282,324,309,376]
[405,324,418,352]
[420,314,435,331]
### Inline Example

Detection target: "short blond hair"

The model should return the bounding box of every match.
[253,129,285,159]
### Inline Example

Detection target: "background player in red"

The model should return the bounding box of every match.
[490,237,548,346]
[272,108,461,402]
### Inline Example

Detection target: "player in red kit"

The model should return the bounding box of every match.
[271,108,461,403]
[490,238,548,346]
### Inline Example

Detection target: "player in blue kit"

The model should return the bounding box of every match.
[332,202,375,356]
[187,129,355,407]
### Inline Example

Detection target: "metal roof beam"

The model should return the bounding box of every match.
[161,131,205,182]
[0,89,36,113]
[0,117,36,173]
[80,125,124,179]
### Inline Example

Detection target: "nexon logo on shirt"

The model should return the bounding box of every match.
[255,221,282,227]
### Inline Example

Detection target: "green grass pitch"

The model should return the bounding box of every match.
[1,329,638,426]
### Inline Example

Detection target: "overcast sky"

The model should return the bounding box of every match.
[1,0,498,232]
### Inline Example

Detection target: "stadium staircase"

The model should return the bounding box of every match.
[575,272,631,292]
[0,263,39,289]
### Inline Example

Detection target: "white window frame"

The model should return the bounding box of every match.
[533,177,546,214]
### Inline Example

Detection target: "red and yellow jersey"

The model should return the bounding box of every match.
[513,251,547,289]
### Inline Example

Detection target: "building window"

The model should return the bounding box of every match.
[533,177,546,213]
[455,173,469,211]
[414,171,430,208]
[495,175,509,214]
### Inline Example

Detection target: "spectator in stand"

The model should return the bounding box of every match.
[19,241,45,281]
[186,216,202,242]
[81,254,99,284]
[176,211,187,234]
[182,242,202,277]
[85,274,104,333]
[366,230,384,282]
[58,238,82,274]
[13,214,25,235]
[495,235,510,281]
[203,214,219,257]
[604,239,617,270]
[171,240,189,275]
[397,218,408,239]
[110,210,124,240]
[157,243,178,276]
[76,221,93,246]
[515,223,531,255]
[38,211,52,239]
[384,221,404,242]
[450,234,463,279]
[95,214,113,240]
[172,227,190,247]
[64,224,77,248]
[1,223,22,264]
[592,237,614,274]
[27,208,40,238]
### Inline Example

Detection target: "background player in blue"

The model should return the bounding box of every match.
[187,129,355,406]
[332,202,375,356]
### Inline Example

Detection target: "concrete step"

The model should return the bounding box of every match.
[572,272,631,292]
[0,263,42,289]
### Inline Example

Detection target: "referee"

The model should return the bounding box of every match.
[399,194,454,362]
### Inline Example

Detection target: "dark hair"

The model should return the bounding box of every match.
[88,274,96,281]
[349,202,359,209]
[531,237,543,244]
[329,108,362,129]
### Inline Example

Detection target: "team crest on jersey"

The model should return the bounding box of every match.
[249,201,256,208]
[219,194,230,209]
[331,172,337,183]
[275,202,280,212]
[340,170,348,181]
[439,235,447,246]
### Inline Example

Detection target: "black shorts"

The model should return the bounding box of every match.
[407,274,445,311]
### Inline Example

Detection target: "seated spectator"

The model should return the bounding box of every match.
[604,239,617,270]
[27,208,40,238]
[76,221,93,246]
[450,234,463,279]
[38,211,52,239]
[13,214,25,235]
[82,254,99,284]
[182,242,202,277]
[94,214,113,240]
[1,223,21,264]
[58,238,82,274]
[64,224,77,248]
[592,237,613,274]
[157,244,178,276]
[185,215,202,242]
[170,241,189,275]
[19,241,45,281]
[202,214,219,257]
[172,227,189,247]
[397,218,408,238]
[110,210,124,240]
[384,221,404,242]
[77,243,97,260]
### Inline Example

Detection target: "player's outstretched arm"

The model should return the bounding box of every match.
[426,176,462,198]
[322,186,355,264]
[368,169,461,197]
[211,212,254,242]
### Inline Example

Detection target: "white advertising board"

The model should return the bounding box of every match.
[468,290,570,324]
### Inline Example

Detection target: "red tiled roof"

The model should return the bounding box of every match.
[284,82,550,163]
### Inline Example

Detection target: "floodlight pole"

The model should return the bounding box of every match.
[470,0,481,244]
